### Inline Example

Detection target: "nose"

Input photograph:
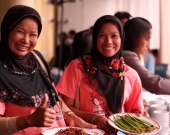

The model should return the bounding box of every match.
[105,35,112,44]
[22,34,30,43]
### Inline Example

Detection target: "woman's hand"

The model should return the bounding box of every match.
[143,98,149,108]
[27,94,56,127]
[132,109,150,117]
[92,115,117,135]
[65,113,97,129]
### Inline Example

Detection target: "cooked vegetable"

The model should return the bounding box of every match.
[110,114,158,134]
[55,127,90,135]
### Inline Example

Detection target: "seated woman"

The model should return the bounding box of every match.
[0,5,95,135]
[56,15,148,135]
[122,17,170,94]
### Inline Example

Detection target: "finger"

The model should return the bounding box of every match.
[66,120,75,127]
[132,109,142,116]
[79,122,97,129]
[45,117,55,124]
[44,111,56,120]
[143,99,149,108]
[143,111,150,117]
[40,94,48,107]
[77,117,97,129]
[136,110,149,117]
[42,116,56,127]
[135,110,143,116]
[43,120,54,127]
[46,108,56,115]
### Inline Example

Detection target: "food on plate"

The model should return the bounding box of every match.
[110,114,158,134]
[55,127,90,135]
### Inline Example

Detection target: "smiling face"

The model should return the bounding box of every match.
[8,17,38,57]
[96,22,121,57]
[134,28,152,55]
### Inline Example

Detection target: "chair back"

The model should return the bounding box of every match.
[155,63,168,78]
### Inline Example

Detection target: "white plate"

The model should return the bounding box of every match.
[42,127,105,135]
[108,113,161,135]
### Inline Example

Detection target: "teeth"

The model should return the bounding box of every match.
[103,46,114,49]
[18,45,28,49]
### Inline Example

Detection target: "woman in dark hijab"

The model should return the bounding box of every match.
[57,15,147,134]
[0,5,95,135]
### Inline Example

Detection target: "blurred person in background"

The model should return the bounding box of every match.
[114,12,155,74]
[114,11,132,26]
[49,32,72,85]
[50,32,71,70]
[123,17,170,94]
[66,28,93,66]
[66,30,76,50]
[68,29,76,43]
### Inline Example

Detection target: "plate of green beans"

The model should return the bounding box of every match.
[108,113,161,135]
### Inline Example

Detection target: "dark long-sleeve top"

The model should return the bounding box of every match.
[123,51,170,94]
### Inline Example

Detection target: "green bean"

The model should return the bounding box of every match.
[121,115,140,127]
[120,117,138,128]
[113,116,135,131]
[110,114,158,134]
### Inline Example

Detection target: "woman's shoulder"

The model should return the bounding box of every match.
[123,51,138,59]
[67,57,82,67]
[32,50,43,58]
[124,64,140,80]
[32,50,48,64]
[124,64,142,90]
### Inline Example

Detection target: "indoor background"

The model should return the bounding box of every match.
[0,0,170,75]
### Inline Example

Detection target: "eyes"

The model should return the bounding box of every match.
[145,35,151,41]
[17,29,38,38]
[98,32,120,39]
[145,31,151,41]
[30,33,38,37]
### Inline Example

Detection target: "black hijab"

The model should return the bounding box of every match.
[81,15,125,113]
[0,5,58,108]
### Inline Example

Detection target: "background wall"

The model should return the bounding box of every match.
[57,0,160,49]
[160,0,170,70]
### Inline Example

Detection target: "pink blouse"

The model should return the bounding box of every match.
[56,59,144,115]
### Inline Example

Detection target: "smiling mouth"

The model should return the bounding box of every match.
[103,46,115,50]
[17,45,29,51]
